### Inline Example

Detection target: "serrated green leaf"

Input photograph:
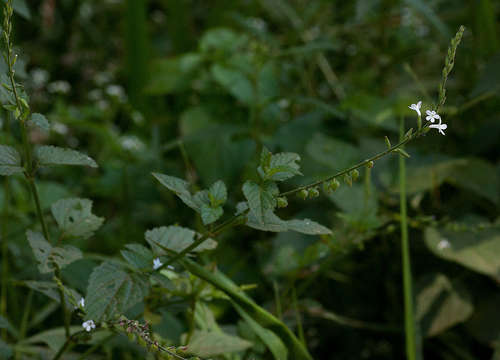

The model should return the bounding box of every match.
[120,244,154,270]
[200,204,223,225]
[187,330,253,357]
[233,302,288,360]
[27,230,82,273]
[24,281,81,311]
[145,226,217,255]
[0,145,24,176]
[51,198,104,240]
[28,113,50,132]
[208,180,227,206]
[152,172,199,211]
[242,181,279,224]
[416,273,473,337]
[85,262,149,322]
[35,145,97,168]
[258,149,302,182]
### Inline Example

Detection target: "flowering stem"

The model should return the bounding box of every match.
[279,124,428,198]
[399,117,417,360]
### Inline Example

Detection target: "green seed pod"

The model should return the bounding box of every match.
[308,187,319,198]
[344,174,352,187]
[329,178,340,192]
[366,161,374,169]
[350,169,359,181]
[298,189,308,200]
[322,182,332,194]
[277,196,288,208]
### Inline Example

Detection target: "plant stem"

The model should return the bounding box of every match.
[399,117,416,360]
[292,285,306,346]
[55,268,70,339]
[279,125,427,197]
[1,113,11,341]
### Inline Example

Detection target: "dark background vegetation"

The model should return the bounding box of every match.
[1,0,499,359]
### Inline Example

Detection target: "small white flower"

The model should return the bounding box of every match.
[429,117,448,136]
[408,101,422,117]
[153,258,163,270]
[437,239,451,250]
[78,298,85,308]
[167,265,175,270]
[425,110,441,123]
[82,320,96,332]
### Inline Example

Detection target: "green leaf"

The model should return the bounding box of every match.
[85,262,149,322]
[0,315,18,339]
[145,226,217,255]
[12,0,31,20]
[20,326,86,352]
[187,330,253,357]
[0,338,12,359]
[242,181,279,224]
[28,113,50,132]
[425,226,500,280]
[208,180,227,207]
[24,281,81,311]
[466,293,500,344]
[0,145,24,175]
[146,53,202,95]
[258,148,302,182]
[181,258,313,360]
[238,202,331,235]
[233,302,288,360]
[306,133,360,172]
[120,244,154,270]
[416,273,473,337]
[27,230,82,273]
[35,145,98,168]
[200,204,224,225]
[199,28,246,53]
[152,173,198,211]
[51,198,104,240]
[211,63,253,105]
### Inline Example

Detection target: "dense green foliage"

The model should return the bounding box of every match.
[0,0,499,359]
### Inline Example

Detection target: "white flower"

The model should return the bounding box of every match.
[437,239,451,250]
[78,298,85,308]
[153,258,163,270]
[82,320,96,332]
[167,265,175,270]
[425,110,441,123]
[408,101,422,117]
[429,117,448,135]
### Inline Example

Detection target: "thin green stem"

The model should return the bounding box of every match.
[279,125,427,197]
[399,117,416,360]
[292,286,306,346]
[1,114,11,340]
[18,289,33,340]
[55,268,70,339]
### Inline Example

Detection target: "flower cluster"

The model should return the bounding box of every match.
[408,101,447,135]
[82,320,96,332]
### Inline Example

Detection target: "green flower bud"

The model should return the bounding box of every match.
[298,189,308,200]
[277,196,288,208]
[350,169,359,181]
[366,161,374,169]
[329,178,340,192]
[344,174,352,187]
[308,187,319,198]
